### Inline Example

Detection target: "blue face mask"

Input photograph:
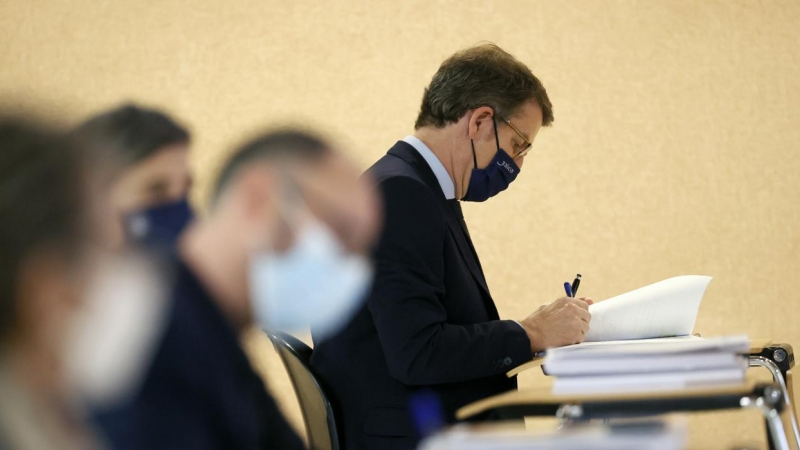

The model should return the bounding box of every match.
[462,117,520,202]
[125,198,194,248]
[249,218,373,340]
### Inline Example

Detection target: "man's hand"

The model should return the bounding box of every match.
[519,297,593,353]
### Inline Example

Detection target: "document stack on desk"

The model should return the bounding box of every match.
[544,335,750,394]
[539,275,749,394]
[419,419,687,450]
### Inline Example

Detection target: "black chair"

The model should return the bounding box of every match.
[267,332,340,450]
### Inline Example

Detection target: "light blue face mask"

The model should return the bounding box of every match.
[249,218,373,340]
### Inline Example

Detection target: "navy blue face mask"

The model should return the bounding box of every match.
[124,198,194,248]
[462,117,521,202]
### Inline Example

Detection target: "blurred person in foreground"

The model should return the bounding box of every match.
[0,117,99,448]
[0,115,177,449]
[311,43,593,449]
[74,104,193,249]
[93,129,381,449]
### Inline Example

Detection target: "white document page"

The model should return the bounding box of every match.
[543,352,746,376]
[583,275,712,342]
[552,367,745,394]
[546,335,750,361]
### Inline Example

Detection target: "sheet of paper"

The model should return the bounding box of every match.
[583,275,712,342]
[547,335,749,360]
[543,352,746,376]
[552,367,745,395]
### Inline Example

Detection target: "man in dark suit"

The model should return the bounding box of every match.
[311,43,593,449]
[94,130,380,449]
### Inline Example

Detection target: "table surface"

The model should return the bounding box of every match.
[458,374,761,420]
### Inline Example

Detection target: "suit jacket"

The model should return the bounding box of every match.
[94,257,305,450]
[310,141,532,450]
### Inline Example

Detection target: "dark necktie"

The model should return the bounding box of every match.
[447,200,484,273]
[449,200,467,234]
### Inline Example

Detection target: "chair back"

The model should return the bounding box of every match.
[267,332,340,450]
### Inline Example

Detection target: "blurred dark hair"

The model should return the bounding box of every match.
[74,103,189,172]
[0,117,87,341]
[212,129,331,206]
[414,43,553,129]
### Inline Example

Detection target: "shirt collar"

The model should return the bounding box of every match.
[402,135,455,200]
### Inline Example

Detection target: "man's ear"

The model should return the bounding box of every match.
[234,167,298,254]
[228,166,281,251]
[466,106,496,141]
[236,166,276,223]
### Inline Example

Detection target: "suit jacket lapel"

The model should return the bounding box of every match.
[387,143,495,309]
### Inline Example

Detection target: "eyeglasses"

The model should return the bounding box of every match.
[499,116,532,159]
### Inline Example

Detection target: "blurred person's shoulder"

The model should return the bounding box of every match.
[147,253,247,381]
[0,362,98,450]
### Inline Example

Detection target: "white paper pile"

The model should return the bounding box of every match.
[544,335,749,394]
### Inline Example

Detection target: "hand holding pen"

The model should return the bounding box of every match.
[518,274,594,353]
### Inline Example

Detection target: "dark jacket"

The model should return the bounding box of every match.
[94,257,305,450]
[311,141,532,450]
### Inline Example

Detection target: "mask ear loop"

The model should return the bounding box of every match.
[257,172,311,255]
[275,173,313,230]
[469,140,478,169]
[492,116,501,152]
[469,113,501,170]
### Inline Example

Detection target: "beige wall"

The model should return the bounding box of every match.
[2,0,800,447]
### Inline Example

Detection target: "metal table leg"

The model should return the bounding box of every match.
[741,386,791,450]
[554,386,791,450]
[751,356,800,449]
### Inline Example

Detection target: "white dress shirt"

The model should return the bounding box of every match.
[402,135,455,200]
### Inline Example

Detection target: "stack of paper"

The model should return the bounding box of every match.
[419,419,687,450]
[539,275,749,394]
[544,335,750,394]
